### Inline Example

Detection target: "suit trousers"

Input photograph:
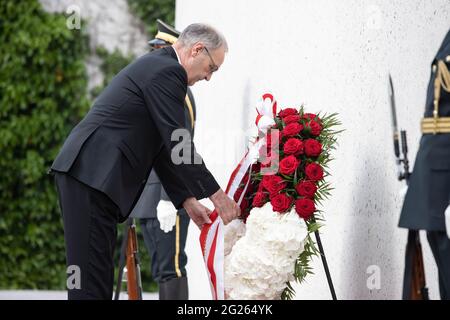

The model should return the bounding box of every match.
[54,172,120,300]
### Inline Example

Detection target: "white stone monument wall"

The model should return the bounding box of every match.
[176,0,450,300]
[40,0,149,91]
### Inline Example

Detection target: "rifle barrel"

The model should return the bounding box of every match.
[389,74,400,158]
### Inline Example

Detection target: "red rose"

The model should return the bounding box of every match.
[305,162,324,181]
[283,138,304,156]
[282,122,303,137]
[304,120,322,136]
[279,155,300,175]
[303,113,320,122]
[278,108,298,118]
[252,191,267,208]
[257,179,264,192]
[295,181,317,199]
[262,175,287,194]
[283,114,301,124]
[270,193,293,213]
[304,139,322,157]
[295,198,316,219]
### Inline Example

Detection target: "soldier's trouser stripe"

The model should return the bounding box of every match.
[185,95,195,129]
[175,215,182,277]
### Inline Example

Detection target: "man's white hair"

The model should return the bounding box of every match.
[178,23,228,51]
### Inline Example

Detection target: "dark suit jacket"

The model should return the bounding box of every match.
[399,29,450,231]
[130,87,196,219]
[51,47,220,221]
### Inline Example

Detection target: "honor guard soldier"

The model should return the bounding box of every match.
[399,28,450,300]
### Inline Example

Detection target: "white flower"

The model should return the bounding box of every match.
[224,203,308,300]
[224,219,246,256]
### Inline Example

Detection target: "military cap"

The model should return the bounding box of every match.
[148,19,180,47]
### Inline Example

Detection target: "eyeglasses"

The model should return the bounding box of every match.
[203,47,219,73]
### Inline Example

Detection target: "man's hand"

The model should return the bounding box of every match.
[210,189,240,225]
[183,197,212,229]
[156,200,177,233]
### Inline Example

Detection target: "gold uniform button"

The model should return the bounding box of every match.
[432,64,437,73]
[446,55,450,62]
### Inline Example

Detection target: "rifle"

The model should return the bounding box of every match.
[114,218,143,300]
[388,74,428,300]
[404,230,428,299]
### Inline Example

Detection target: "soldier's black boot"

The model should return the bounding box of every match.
[159,276,188,300]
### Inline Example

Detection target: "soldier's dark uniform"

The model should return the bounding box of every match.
[129,20,196,300]
[399,28,450,300]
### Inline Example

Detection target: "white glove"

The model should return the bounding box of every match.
[445,204,450,239]
[157,200,177,233]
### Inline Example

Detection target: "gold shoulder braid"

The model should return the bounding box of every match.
[184,94,195,129]
[154,31,178,45]
[421,57,450,134]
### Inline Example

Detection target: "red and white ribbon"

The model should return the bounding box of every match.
[199,93,277,300]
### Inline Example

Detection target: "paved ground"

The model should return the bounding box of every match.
[0,290,158,300]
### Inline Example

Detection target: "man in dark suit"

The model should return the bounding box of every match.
[399,28,450,299]
[51,23,240,300]
[129,19,197,300]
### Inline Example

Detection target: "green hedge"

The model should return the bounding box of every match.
[0,0,175,291]
[90,47,134,98]
[127,0,176,37]
[0,0,90,289]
